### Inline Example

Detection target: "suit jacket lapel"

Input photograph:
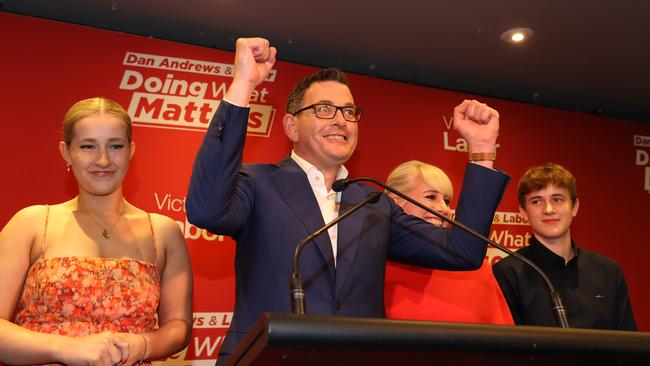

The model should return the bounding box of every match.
[270,156,336,282]
[334,183,366,295]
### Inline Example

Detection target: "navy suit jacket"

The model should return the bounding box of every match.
[186,101,510,362]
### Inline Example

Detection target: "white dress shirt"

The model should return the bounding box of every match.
[291,151,348,265]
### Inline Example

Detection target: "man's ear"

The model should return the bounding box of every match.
[571,198,580,218]
[283,113,299,143]
[518,204,529,222]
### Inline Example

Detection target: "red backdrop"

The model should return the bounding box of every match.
[2,12,649,364]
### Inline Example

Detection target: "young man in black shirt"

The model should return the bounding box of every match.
[493,163,636,330]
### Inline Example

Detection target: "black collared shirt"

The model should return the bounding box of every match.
[493,236,637,330]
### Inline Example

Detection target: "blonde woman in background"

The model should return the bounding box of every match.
[0,97,192,365]
[384,160,513,324]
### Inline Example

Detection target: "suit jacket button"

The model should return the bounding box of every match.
[216,125,225,141]
[335,300,342,311]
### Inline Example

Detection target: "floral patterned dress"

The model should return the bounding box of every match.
[15,208,160,339]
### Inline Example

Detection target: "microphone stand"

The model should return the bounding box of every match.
[290,191,382,315]
[334,177,570,328]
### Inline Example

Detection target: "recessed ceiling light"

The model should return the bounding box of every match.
[500,28,534,44]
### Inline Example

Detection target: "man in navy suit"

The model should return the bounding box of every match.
[186,38,510,365]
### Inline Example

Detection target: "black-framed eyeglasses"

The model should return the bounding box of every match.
[292,103,363,122]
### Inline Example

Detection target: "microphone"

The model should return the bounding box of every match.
[333,177,570,328]
[291,191,382,315]
[331,179,348,193]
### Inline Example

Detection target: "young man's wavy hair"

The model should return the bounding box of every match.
[517,163,578,207]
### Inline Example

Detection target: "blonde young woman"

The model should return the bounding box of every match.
[384,160,512,324]
[0,98,192,365]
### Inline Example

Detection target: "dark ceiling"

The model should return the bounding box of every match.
[3,0,649,123]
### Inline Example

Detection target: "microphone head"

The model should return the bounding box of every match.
[332,179,348,192]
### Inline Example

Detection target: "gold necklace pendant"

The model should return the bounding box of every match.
[77,198,126,240]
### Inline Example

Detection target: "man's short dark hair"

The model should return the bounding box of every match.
[517,163,578,207]
[286,68,348,114]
